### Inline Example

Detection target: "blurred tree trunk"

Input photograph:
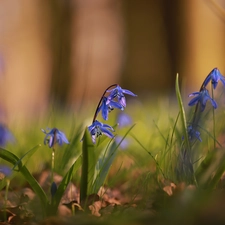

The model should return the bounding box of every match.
[68,0,124,106]
[181,0,225,92]
[162,0,183,88]
[0,1,51,123]
[122,0,225,96]
[122,0,172,95]
[45,0,73,106]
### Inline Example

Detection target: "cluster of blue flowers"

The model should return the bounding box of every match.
[188,68,225,141]
[40,85,137,146]
[88,84,137,143]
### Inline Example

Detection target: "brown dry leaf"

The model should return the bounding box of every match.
[58,204,73,216]
[163,182,176,196]
[89,201,102,217]
[98,187,122,205]
[0,209,15,223]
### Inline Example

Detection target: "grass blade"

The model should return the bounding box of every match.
[0,148,48,216]
[80,128,95,203]
[92,124,135,193]
[12,144,41,170]
[175,73,190,152]
[195,149,225,189]
[49,156,82,215]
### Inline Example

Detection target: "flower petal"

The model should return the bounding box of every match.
[188,92,200,97]
[109,100,124,110]
[121,88,137,97]
[188,96,200,106]
[100,126,114,138]
[118,95,126,107]
[58,130,69,144]
[210,98,217,109]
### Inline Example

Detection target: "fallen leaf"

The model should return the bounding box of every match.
[89,201,102,217]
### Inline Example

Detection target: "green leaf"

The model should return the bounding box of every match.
[80,128,96,203]
[12,144,41,170]
[58,124,83,171]
[195,149,225,189]
[175,74,196,184]
[20,166,48,212]
[92,124,136,193]
[0,148,21,168]
[175,74,190,152]
[49,156,82,215]
[92,141,117,194]
[0,147,48,216]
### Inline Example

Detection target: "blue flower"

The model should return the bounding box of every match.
[0,165,12,177]
[115,136,130,150]
[188,88,217,111]
[88,120,114,143]
[50,181,57,198]
[106,85,137,107]
[117,112,132,128]
[203,68,225,89]
[41,128,69,148]
[0,124,14,147]
[187,125,202,142]
[98,97,124,120]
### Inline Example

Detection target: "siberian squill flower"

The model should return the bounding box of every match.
[88,120,114,144]
[203,68,225,89]
[51,181,57,198]
[98,97,124,120]
[117,112,132,128]
[115,136,130,150]
[0,124,14,147]
[41,128,69,148]
[0,165,12,178]
[187,125,202,142]
[106,85,137,107]
[188,88,217,111]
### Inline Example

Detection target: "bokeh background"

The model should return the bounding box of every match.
[0,0,224,122]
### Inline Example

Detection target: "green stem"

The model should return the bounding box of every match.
[51,148,55,184]
[80,134,88,203]
[211,86,216,149]
[4,179,10,221]
[92,84,118,123]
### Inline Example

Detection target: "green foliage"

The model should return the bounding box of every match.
[175,74,195,184]
[0,146,48,216]
[49,156,82,215]
[0,143,82,217]
[175,74,191,152]
[80,128,96,203]
[80,125,135,204]
[92,124,135,193]
[1,77,225,222]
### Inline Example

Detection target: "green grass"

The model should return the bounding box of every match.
[1,81,225,224]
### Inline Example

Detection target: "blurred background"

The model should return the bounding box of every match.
[0,0,224,122]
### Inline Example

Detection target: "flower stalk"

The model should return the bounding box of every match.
[51,148,55,185]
